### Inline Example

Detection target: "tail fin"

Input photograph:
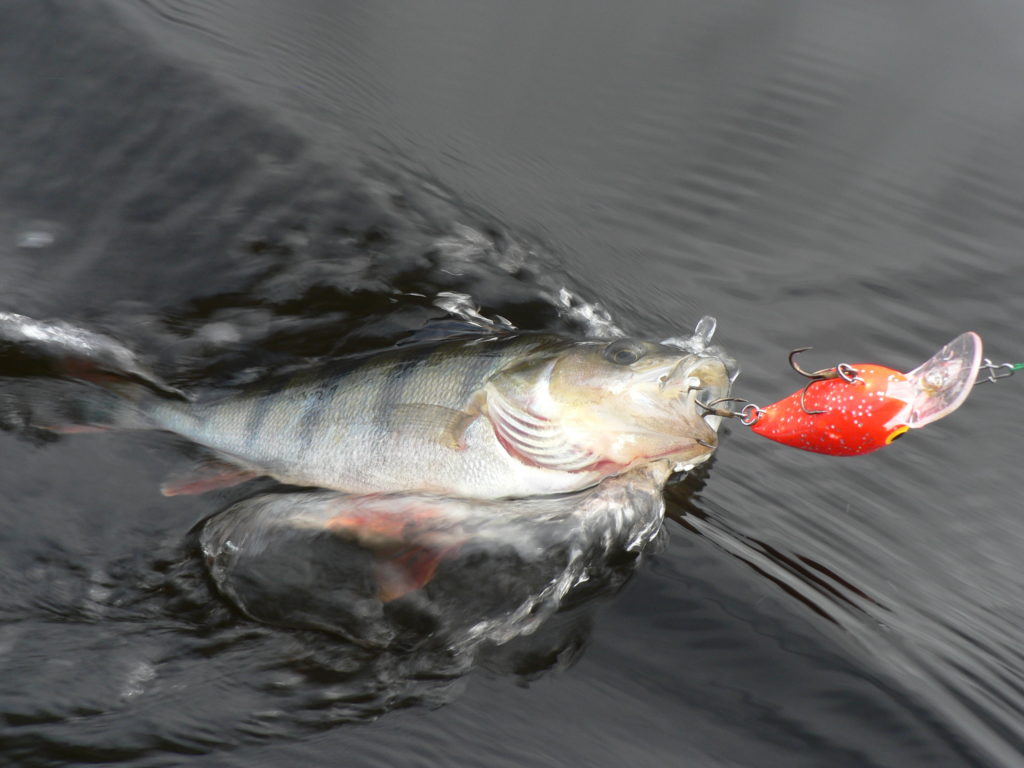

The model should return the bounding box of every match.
[0,312,184,436]
[0,377,160,435]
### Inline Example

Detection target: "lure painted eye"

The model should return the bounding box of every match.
[885,425,910,444]
[603,339,647,366]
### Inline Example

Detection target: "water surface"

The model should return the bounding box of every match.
[2,1,1024,766]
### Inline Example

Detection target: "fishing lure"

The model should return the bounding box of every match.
[704,332,989,456]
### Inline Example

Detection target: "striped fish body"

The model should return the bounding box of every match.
[148,335,611,499]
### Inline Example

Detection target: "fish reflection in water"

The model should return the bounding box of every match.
[200,466,670,651]
[112,465,673,726]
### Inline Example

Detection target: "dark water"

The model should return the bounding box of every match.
[3,1,1024,765]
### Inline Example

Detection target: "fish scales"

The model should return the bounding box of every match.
[295,373,340,457]
[257,371,329,464]
[242,380,283,455]
[339,345,549,480]
[377,352,428,435]
[148,339,536,488]
[319,339,547,489]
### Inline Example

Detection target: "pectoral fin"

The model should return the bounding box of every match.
[387,403,478,450]
[161,458,259,496]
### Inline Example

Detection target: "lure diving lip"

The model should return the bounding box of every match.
[747,332,983,456]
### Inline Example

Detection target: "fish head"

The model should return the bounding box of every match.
[484,337,732,474]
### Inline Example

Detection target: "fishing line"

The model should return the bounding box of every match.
[976,359,1024,383]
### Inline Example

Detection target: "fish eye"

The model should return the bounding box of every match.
[602,339,647,366]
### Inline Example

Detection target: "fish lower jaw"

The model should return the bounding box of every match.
[671,452,713,474]
[701,412,723,433]
[610,434,716,475]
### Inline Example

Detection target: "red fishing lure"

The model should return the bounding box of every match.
[750,364,911,455]
[743,332,983,456]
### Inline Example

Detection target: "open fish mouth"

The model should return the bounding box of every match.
[676,356,732,433]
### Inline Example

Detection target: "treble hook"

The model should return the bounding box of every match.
[787,348,833,415]
[696,397,764,425]
[788,348,863,415]
[797,380,828,415]
[696,396,748,419]
[788,347,837,380]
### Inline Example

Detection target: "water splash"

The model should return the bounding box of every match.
[432,223,530,276]
[551,287,626,338]
[432,291,517,333]
[664,314,740,382]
